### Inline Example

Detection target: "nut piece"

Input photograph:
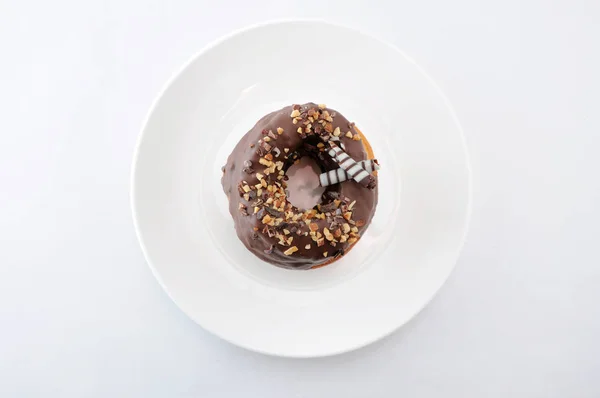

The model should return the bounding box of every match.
[323,252,328,257]
[345,131,353,138]
[347,237,358,245]
[353,134,361,141]
[283,246,299,255]
[323,228,334,241]
[333,127,341,137]
[318,104,327,109]
[277,127,284,135]
[342,223,351,233]
[290,109,301,118]
[317,238,325,247]
[261,215,273,224]
[309,223,319,232]
[305,244,311,250]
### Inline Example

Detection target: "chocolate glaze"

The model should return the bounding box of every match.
[221,103,378,270]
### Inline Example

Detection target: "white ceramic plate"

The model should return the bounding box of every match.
[131,20,471,357]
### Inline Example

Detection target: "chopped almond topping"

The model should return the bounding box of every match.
[284,246,298,255]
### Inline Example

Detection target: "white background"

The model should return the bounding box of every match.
[1,0,599,396]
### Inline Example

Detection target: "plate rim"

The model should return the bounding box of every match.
[130,19,473,358]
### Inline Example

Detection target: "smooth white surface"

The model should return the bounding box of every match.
[1,0,599,395]
[132,21,470,357]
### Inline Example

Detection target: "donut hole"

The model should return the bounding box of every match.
[285,156,325,211]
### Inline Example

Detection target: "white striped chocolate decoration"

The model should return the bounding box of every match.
[319,160,380,186]
[329,136,346,150]
[328,141,373,187]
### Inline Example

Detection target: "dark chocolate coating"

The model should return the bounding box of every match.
[221,103,378,270]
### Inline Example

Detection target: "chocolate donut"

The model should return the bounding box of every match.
[221,103,379,270]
